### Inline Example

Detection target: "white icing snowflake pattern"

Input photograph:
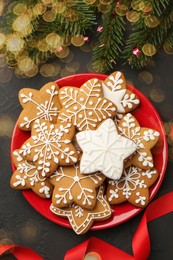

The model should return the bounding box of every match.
[58,78,116,131]
[11,150,52,198]
[50,185,112,235]
[76,118,137,180]
[19,84,60,129]
[19,119,78,177]
[106,166,158,207]
[118,113,159,168]
[108,166,147,201]
[50,164,105,208]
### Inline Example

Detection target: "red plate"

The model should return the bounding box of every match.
[11,73,168,230]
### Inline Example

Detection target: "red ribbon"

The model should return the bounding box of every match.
[0,245,43,260]
[65,191,173,260]
[1,192,173,260]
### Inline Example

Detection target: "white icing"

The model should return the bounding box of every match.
[102,87,126,113]
[107,166,157,205]
[50,164,104,208]
[19,119,77,177]
[50,185,111,235]
[76,118,137,180]
[118,113,160,168]
[12,150,51,198]
[141,169,157,179]
[135,192,146,206]
[20,85,59,129]
[58,79,116,131]
[106,72,123,91]
[102,72,139,113]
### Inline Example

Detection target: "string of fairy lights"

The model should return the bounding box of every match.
[0,0,172,78]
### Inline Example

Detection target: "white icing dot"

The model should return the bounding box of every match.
[89,100,93,105]
[80,97,84,102]
[74,176,80,182]
[78,114,83,119]
[73,106,78,110]
[88,111,93,116]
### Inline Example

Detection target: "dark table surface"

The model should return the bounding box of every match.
[0,45,173,260]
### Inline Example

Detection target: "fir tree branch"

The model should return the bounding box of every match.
[92,10,126,72]
[123,1,173,69]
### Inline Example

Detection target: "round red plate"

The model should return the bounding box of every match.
[11,73,168,230]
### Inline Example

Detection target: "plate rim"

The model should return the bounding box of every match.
[10,72,168,230]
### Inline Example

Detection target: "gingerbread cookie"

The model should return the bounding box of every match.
[118,113,160,170]
[106,166,158,208]
[102,71,140,119]
[76,118,137,180]
[19,119,78,177]
[49,164,105,209]
[58,78,117,131]
[18,82,61,131]
[10,150,53,199]
[50,185,112,234]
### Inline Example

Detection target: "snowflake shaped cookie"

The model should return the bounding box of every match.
[50,185,112,235]
[102,71,140,119]
[76,118,138,180]
[58,78,117,131]
[106,166,158,208]
[18,82,61,131]
[118,113,160,170]
[10,150,53,199]
[19,119,78,177]
[49,164,105,209]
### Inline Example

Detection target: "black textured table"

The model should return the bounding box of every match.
[0,47,173,260]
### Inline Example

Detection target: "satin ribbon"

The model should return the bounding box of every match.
[1,192,173,259]
[65,191,173,260]
[0,245,43,260]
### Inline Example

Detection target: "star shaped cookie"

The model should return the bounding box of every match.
[10,150,53,199]
[76,118,137,180]
[19,119,78,177]
[58,78,117,131]
[18,82,61,131]
[118,113,160,170]
[49,164,105,209]
[50,185,112,235]
[102,71,140,118]
[106,166,158,208]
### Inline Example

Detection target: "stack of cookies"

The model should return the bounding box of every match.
[10,71,160,234]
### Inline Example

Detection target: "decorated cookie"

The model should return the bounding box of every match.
[118,113,160,170]
[10,150,53,199]
[18,82,61,131]
[102,71,140,119]
[58,78,117,131]
[106,166,158,208]
[50,185,112,235]
[49,164,105,209]
[19,119,78,177]
[76,118,137,180]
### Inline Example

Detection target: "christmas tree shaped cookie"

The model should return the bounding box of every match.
[102,71,140,118]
